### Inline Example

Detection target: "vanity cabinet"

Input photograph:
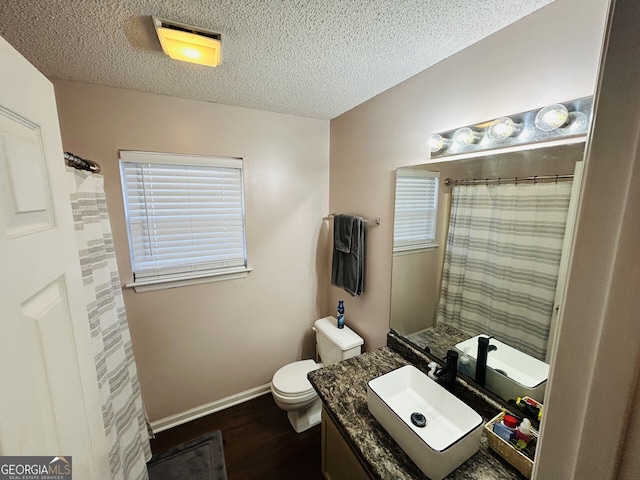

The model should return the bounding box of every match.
[309,346,522,479]
[321,407,372,480]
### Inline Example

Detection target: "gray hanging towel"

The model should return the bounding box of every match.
[334,213,354,253]
[331,214,365,296]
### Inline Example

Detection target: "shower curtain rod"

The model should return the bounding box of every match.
[325,213,381,225]
[64,151,101,174]
[443,173,574,187]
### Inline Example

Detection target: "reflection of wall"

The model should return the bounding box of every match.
[329,0,609,351]
[390,251,439,334]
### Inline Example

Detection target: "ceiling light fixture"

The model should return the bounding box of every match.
[154,17,222,67]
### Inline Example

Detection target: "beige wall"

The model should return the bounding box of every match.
[54,80,330,421]
[329,0,610,350]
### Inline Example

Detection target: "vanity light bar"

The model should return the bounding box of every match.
[428,96,593,159]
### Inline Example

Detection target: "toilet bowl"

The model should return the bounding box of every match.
[271,359,322,433]
[271,316,364,433]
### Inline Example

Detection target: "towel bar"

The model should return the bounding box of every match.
[325,214,380,225]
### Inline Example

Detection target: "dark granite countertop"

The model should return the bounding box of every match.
[308,345,524,480]
[404,323,470,360]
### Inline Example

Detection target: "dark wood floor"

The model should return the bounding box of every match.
[150,393,324,479]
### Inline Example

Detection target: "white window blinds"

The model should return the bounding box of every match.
[393,169,439,252]
[119,151,247,283]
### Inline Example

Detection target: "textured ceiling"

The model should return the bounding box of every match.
[0,1,554,120]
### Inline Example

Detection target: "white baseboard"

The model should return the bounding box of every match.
[150,382,272,434]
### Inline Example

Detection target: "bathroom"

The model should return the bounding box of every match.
[1,0,639,478]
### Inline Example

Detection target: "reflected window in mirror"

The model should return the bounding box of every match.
[393,169,440,253]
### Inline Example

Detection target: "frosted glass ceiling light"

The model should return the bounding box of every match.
[535,104,570,131]
[453,127,480,146]
[487,117,520,140]
[428,134,449,153]
[154,17,222,67]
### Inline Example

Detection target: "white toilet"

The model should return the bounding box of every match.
[271,316,364,433]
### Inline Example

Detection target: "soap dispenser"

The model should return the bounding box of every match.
[458,347,472,376]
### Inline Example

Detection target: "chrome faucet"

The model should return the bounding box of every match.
[475,336,497,387]
[432,350,459,390]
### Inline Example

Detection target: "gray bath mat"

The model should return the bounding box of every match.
[148,430,227,480]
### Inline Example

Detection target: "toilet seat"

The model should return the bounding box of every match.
[271,359,319,399]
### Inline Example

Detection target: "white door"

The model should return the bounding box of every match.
[0,36,111,479]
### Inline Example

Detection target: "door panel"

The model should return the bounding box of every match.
[0,35,111,480]
[0,107,53,237]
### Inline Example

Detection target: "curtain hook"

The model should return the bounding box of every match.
[555,174,559,183]
[485,178,489,186]
[534,175,538,184]
[515,176,518,185]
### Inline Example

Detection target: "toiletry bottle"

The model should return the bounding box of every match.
[458,347,471,376]
[337,300,345,329]
[493,422,512,443]
[503,414,519,437]
[514,397,541,429]
[516,418,532,445]
[493,413,518,442]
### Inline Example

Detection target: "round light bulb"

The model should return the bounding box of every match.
[453,127,478,146]
[428,134,446,152]
[487,117,517,140]
[535,104,570,131]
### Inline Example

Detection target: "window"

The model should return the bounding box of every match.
[119,151,250,292]
[393,169,439,253]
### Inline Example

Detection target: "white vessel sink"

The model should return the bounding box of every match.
[455,334,549,402]
[367,365,483,480]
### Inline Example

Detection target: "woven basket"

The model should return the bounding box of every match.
[485,411,538,479]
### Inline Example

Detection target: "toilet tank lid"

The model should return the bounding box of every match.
[314,316,364,350]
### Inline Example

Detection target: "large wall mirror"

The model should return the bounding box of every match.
[390,141,585,403]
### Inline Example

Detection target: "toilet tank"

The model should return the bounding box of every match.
[314,316,364,365]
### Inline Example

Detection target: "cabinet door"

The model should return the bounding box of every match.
[321,408,371,480]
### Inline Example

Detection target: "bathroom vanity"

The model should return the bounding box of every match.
[307,337,524,479]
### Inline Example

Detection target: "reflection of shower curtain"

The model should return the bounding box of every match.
[436,181,572,360]
[68,168,151,480]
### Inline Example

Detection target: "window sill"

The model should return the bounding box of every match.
[393,244,439,256]
[125,267,254,293]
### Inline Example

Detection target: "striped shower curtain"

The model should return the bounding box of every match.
[68,168,151,480]
[436,181,573,360]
